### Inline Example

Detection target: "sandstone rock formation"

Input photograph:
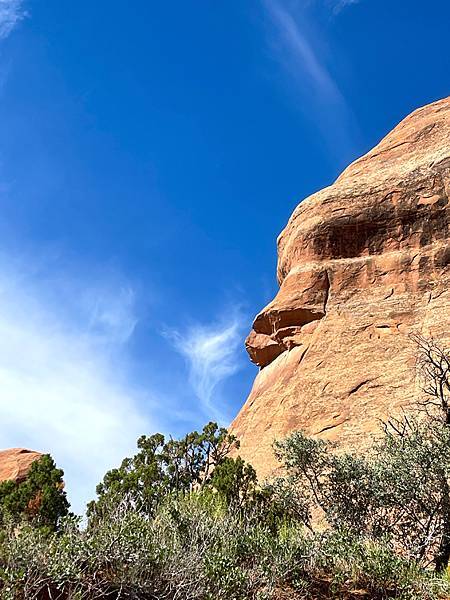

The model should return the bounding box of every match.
[0,448,43,484]
[231,97,450,478]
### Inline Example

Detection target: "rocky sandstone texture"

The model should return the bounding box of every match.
[231,97,450,479]
[0,448,43,483]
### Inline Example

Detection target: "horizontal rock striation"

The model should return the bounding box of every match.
[231,97,450,478]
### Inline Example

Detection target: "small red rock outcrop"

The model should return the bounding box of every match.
[0,448,43,483]
[231,97,450,478]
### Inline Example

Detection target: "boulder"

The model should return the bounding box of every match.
[0,448,43,484]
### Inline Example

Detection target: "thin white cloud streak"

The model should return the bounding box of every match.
[265,0,343,104]
[331,0,361,14]
[166,315,244,423]
[0,258,154,515]
[83,285,138,345]
[0,0,26,39]
[262,0,359,161]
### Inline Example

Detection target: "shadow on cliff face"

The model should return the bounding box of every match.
[245,155,449,372]
[244,201,450,373]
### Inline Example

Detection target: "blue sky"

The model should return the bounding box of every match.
[0,0,448,513]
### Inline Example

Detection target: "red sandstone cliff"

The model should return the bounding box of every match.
[231,97,450,478]
[0,448,43,484]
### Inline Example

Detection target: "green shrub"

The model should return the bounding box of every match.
[0,454,69,532]
[1,494,449,599]
[88,421,240,520]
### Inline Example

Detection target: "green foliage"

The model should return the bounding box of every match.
[0,495,447,599]
[88,421,241,519]
[209,456,257,507]
[3,333,450,597]
[271,338,450,572]
[0,454,69,531]
[274,431,386,533]
[274,417,450,570]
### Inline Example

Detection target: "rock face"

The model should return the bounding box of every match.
[231,97,450,479]
[0,448,43,484]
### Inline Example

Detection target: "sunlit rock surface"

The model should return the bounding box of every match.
[0,448,43,483]
[231,97,450,478]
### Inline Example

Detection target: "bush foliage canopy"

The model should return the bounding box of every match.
[1,336,450,599]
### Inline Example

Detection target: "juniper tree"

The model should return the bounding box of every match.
[88,421,240,519]
[0,454,69,531]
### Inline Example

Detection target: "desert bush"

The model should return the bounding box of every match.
[1,493,449,599]
[273,337,450,572]
[274,418,450,570]
[3,335,450,598]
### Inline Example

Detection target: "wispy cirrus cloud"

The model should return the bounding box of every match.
[262,0,359,161]
[0,0,26,39]
[165,313,245,423]
[264,0,344,104]
[0,253,155,515]
[330,0,361,14]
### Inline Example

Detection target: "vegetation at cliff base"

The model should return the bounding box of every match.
[0,454,69,533]
[1,336,450,599]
